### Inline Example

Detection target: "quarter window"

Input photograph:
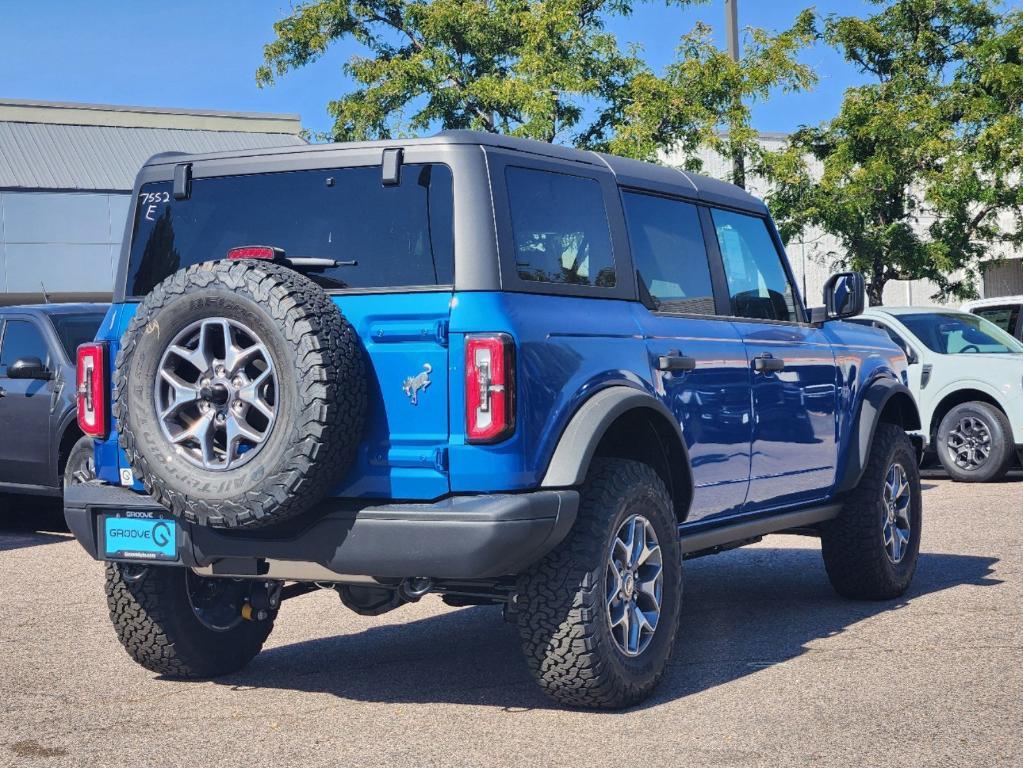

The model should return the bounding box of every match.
[622,192,714,314]
[506,167,616,287]
[712,209,799,322]
[973,305,1020,336]
[0,320,49,376]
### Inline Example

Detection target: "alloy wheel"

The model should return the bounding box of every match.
[155,318,278,471]
[606,514,663,657]
[881,461,912,564]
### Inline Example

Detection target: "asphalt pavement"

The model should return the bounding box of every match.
[1,473,1020,767]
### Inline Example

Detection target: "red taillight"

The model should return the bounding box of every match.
[465,334,515,444]
[77,342,109,439]
[227,245,282,261]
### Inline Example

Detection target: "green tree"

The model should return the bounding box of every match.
[764,0,1023,306]
[257,0,654,143]
[602,11,817,185]
[257,0,816,171]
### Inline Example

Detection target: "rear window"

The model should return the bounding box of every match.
[49,312,105,359]
[125,164,453,297]
[506,167,615,287]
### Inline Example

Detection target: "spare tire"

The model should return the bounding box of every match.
[115,260,366,529]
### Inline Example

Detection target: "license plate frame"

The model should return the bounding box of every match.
[101,512,179,562]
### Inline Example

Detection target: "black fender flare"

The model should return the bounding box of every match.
[836,376,921,494]
[540,386,693,501]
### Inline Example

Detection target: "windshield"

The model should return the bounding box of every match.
[48,312,105,359]
[125,164,454,297]
[899,312,1023,355]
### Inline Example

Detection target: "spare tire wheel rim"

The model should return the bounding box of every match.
[155,317,279,471]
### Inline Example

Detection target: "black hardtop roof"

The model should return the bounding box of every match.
[1,302,109,316]
[141,130,767,214]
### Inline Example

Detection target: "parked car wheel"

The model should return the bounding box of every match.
[105,562,276,678]
[63,435,96,488]
[936,401,1013,482]
[114,260,367,529]
[516,458,682,709]
[821,423,922,600]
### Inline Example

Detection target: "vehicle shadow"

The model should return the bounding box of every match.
[210,546,1000,710]
[0,497,72,550]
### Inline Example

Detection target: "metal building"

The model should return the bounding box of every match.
[0,98,305,305]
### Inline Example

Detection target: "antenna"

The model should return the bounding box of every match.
[40,281,51,304]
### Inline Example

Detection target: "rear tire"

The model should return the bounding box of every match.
[936,401,1013,482]
[516,458,682,709]
[105,563,275,678]
[821,423,922,600]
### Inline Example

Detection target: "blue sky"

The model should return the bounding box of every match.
[2,1,1019,138]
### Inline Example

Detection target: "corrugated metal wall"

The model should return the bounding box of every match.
[0,190,129,300]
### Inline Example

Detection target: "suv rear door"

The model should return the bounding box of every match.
[122,150,457,500]
[624,191,752,521]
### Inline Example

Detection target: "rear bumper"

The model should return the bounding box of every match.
[64,484,578,580]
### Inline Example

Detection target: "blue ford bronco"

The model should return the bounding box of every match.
[65,132,923,709]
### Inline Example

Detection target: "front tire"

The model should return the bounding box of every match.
[105,563,275,678]
[936,401,1013,482]
[821,423,922,600]
[516,458,682,709]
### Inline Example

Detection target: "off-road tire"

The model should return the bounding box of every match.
[105,563,273,678]
[822,423,922,600]
[62,435,96,489]
[936,401,1013,483]
[115,260,366,529]
[516,458,682,709]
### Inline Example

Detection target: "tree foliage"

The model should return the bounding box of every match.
[257,0,815,168]
[764,0,1023,305]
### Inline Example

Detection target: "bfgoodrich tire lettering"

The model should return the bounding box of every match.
[821,423,922,600]
[115,260,366,528]
[516,458,682,709]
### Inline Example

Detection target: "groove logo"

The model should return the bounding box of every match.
[104,517,177,561]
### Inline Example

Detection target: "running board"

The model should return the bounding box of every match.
[680,503,842,556]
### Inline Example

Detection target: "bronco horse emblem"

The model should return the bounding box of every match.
[402,363,432,405]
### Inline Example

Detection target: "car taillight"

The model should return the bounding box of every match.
[465,334,515,444]
[77,342,109,439]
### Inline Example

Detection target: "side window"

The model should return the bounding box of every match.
[974,305,1020,335]
[0,320,49,377]
[506,166,616,287]
[712,209,799,322]
[622,192,715,315]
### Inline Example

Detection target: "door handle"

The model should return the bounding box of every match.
[657,353,697,372]
[753,353,785,373]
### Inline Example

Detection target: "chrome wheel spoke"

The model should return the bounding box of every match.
[158,369,199,419]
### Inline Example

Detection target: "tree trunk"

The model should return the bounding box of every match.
[866,279,885,306]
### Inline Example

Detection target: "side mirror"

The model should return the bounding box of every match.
[8,356,50,380]
[822,271,865,320]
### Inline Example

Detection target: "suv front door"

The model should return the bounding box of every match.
[0,316,56,489]
[624,191,752,521]
[707,208,839,512]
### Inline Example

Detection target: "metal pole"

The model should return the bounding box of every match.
[724,0,746,188]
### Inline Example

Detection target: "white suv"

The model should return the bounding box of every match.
[961,296,1023,342]
[853,307,1023,482]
